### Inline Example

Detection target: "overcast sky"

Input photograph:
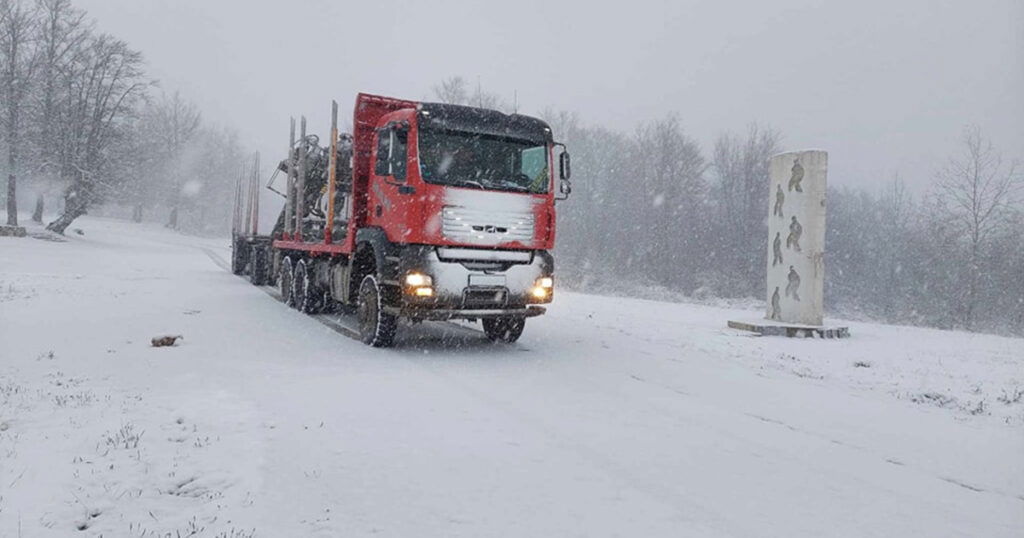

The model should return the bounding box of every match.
[77,0,1022,192]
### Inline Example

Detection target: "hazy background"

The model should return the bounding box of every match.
[4,0,1020,334]
[76,0,1023,192]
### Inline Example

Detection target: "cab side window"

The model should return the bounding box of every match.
[374,128,391,176]
[392,128,408,181]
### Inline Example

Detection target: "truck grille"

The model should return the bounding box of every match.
[442,206,534,244]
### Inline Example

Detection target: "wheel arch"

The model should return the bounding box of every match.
[354,228,396,274]
[351,227,406,310]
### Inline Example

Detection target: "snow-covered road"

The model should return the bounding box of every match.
[2,217,1022,537]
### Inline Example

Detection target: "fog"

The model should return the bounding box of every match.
[77,0,1023,192]
[3,0,1021,335]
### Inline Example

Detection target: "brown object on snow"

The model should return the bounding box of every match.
[151,335,183,347]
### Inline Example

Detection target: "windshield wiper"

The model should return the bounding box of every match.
[484,178,531,192]
[454,179,486,190]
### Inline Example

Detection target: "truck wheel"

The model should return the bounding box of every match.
[280,256,295,307]
[248,246,265,285]
[294,259,319,314]
[482,316,526,343]
[231,238,247,275]
[357,275,397,347]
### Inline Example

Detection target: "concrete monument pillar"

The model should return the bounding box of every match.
[766,150,827,326]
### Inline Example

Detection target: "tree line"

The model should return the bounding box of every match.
[3,17,1020,338]
[0,0,245,235]
[433,76,1023,336]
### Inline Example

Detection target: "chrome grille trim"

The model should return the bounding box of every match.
[441,206,535,243]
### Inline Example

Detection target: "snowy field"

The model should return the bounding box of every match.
[1,216,1022,537]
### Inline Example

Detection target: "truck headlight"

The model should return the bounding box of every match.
[405,272,432,287]
[405,272,433,297]
[530,276,553,301]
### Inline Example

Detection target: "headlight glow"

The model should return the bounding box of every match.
[530,276,554,301]
[405,273,431,287]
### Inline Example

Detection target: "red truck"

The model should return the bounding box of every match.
[232,93,572,347]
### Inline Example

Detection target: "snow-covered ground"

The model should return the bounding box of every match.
[1,216,1022,537]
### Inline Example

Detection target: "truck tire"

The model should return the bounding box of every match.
[280,256,295,307]
[357,275,397,347]
[249,246,265,285]
[231,238,247,275]
[294,259,319,314]
[482,316,526,343]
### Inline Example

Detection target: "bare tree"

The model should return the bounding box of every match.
[141,91,201,228]
[46,33,149,234]
[0,0,38,227]
[933,125,1021,328]
[632,115,707,289]
[710,124,781,294]
[877,175,913,319]
[468,80,505,111]
[179,125,243,234]
[432,75,506,111]
[538,108,579,143]
[29,0,88,219]
[432,75,468,104]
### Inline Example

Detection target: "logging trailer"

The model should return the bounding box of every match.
[232,93,572,347]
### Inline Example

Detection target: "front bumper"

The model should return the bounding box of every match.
[394,245,554,314]
[386,305,547,321]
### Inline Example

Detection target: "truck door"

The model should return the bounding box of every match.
[369,124,411,240]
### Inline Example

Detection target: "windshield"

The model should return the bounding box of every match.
[418,129,549,193]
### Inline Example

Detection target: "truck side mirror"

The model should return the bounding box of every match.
[559,151,571,180]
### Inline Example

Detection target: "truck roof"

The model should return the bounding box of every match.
[417,102,553,145]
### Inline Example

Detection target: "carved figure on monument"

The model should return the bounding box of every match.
[786,216,802,251]
[772,232,783,266]
[786,266,801,301]
[770,287,782,320]
[774,185,785,217]
[788,157,804,192]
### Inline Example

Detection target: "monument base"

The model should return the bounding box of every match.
[727,319,849,339]
[0,225,27,237]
